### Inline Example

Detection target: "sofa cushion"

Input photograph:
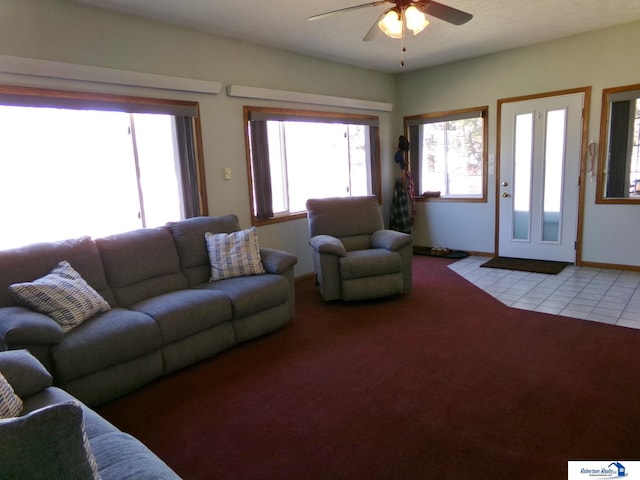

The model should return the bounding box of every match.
[90,431,180,480]
[339,249,401,280]
[0,349,53,398]
[0,401,101,480]
[167,214,245,287]
[96,227,187,307]
[19,386,118,439]
[9,261,111,333]
[205,227,266,281]
[198,273,288,319]
[167,215,242,286]
[21,385,79,414]
[132,289,232,344]
[0,371,22,418]
[20,389,179,478]
[0,236,114,308]
[52,308,161,384]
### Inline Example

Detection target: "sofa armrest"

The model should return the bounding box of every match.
[0,349,53,398]
[260,247,298,274]
[371,230,412,251]
[309,235,347,256]
[0,307,64,347]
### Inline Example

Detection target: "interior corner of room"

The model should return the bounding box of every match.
[0,0,638,277]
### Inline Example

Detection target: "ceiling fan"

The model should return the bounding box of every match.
[309,1,472,42]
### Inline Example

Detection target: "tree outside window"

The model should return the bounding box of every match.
[405,107,488,202]
[244,106,381,224]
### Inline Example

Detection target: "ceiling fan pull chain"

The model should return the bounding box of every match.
[400,8,406,67]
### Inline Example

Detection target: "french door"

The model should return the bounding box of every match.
[498,92,584,262]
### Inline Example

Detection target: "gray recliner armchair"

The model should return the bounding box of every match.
[306,196,413,302]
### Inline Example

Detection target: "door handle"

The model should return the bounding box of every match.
[501,181,509,187]
[502,192,510,198]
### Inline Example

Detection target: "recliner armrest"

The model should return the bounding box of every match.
[0,307,64,347]
[260,247,298,274]
[309,235,347,256]
[371,230,412,251]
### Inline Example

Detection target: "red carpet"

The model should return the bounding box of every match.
[98,256,640,479]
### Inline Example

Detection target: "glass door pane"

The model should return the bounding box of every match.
[513,113,534,241]
[542,109,566,242]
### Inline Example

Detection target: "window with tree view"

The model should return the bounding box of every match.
[244,107,381,223]
[405,107,488,201]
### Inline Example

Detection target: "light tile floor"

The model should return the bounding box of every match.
[448,256,640,329]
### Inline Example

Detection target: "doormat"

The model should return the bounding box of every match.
[413,247,469,259]
[480,257,572,275]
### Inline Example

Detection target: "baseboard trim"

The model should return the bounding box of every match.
[295,272,315,283]
[577,260,640,272]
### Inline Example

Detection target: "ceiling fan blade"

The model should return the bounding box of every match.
[308,1,391,21]
[418,1,473,25]
[363,11,388,41]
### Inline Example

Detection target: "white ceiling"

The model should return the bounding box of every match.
[66,0,640,73]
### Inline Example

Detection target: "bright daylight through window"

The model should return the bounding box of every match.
[0,88,205,250]
[244,107,380,223]
[405,107,487,201]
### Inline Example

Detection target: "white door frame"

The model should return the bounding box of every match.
[495,87,591,263]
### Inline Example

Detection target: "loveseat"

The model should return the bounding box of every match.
[0,215,297,406]
[0,348,180,479]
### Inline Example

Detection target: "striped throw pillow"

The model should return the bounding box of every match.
[9,261,110,333]
[205,227,266,282]
[0,372,22,419]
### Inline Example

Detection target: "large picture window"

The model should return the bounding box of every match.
[0,86,207,249]
[405,107,488,202]
[244,107,381,224]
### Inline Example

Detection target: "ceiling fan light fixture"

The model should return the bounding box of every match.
[405,6,429,35]
[378,9,403,39]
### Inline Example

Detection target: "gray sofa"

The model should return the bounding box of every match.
[0,215,297,406]
[0,348,180,479]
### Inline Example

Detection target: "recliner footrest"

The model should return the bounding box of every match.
[339,249,401,280]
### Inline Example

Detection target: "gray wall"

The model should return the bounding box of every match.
[396,20,640,268]
[0,0,638,273]
[0,0,397,276]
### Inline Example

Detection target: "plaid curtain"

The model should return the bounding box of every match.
[390,176,412,233]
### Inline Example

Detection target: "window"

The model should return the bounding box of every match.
[405,107,488,201]
[0,86,207,249]
[244,107,381,224]
[602,97,640,199]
